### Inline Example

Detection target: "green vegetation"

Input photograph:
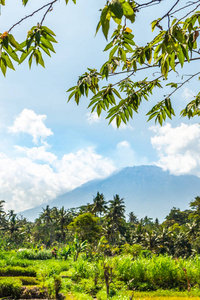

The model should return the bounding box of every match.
[0,2,200,126]
[1,195,200,298]
[0,250,200,299]
[1,195,200,257]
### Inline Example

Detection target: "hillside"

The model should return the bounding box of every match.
[20,165,200,221]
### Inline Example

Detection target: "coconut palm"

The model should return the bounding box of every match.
[105,194,126,245]
[92,192,107,218]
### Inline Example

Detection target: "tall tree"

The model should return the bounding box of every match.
[92,192,107,218]
[39,205,54,246]
[68,212,101,244]
[106,194,126,245]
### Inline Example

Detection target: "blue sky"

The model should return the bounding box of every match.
[0,0,200,212]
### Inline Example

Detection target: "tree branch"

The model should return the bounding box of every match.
[167,71,200,98]
[8,0,58,33]
[158,0,181,25]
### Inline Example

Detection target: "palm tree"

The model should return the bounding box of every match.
[128,211,139,225]
[41,205,52,224]
[92,192,107,218]
[106,194,126,245]
[40,205,53,246]
[0,200,6,230]
[189,196,200,223]
[54,207,72,243]
[6,210,22,245]
[0,200,5,215]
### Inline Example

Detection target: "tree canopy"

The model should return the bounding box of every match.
[1,0,200,126]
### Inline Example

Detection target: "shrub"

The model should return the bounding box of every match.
[16,276,38,285]
[17,249,52,260]
[0,266,36,277]
[54,275,62,299]
[121,244,143,257]
[0,277,22,298]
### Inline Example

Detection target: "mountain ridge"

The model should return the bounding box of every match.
[19,165,200,221]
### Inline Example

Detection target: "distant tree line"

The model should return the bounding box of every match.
[1,194,200,257]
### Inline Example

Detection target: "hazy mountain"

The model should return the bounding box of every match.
[19,165,200,221]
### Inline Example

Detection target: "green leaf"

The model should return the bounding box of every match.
[151,19,161,31]
[120,48,126,62]
[68,90,76,102]
[39,43,51,57]
[22,0,29,6]
[41,26,56,37]
[95,21,101,36]
[0,57,7,76]
[112,88,121,99]
[4,45,19,62]
[177,45,184,67]
[40,37,55,53]
[122,2,135,22]
[97,103,102,116]
[2,52,15,70]
[109,45,118,59]
[8,34,22,50]
[169,52,175,71]
[19,46,34,64]
[104,41,114,52]
[123,37,135,46]
[147,111,158,122]
[123,43,133,52]
[36,50,45,68]
[26,35,34,51]
[67,86,76,93]
[35,31,41,45]
[116,115,121,127]
[41,32,57,43]
[110,0,123,19]
[100,6,110,40]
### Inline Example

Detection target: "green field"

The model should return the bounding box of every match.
[1,250,200,299]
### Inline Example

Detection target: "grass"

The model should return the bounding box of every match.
[1,250,200,299]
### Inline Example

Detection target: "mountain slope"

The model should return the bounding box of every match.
[20,165,200,221]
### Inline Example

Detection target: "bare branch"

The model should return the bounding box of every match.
[8,0,58,33]
[167,71,200,98]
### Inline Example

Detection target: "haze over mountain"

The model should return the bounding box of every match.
[20,165,200,221]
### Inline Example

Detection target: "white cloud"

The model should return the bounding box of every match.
[111,121,134,130]
[151,123,200,176]
[181,87,196,102]
[8,109,53,144]
[114,140,149,168]
[117,141,130,148]
[86,112,100,124]
[0,146,116,213]
[0,109,118,212]
[15,145,57,164]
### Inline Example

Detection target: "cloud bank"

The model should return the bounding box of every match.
[151,123,200,176]
[1,109,116,212]
[8,109,53,144]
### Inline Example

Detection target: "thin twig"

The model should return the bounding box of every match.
[158,0,181,25]
[40,2,55,26]
[8,0,58,33]
[135,0,163,11]
[167,71,200,98]
[169,0,200,16]
[175,2,200,24]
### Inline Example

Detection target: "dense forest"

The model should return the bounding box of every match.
[1,193,200,257]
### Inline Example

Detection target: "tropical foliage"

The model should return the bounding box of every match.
[0,193,200,259]
[1,194,200,298]
[1,1,200,126]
